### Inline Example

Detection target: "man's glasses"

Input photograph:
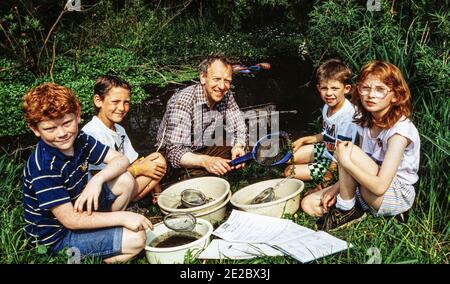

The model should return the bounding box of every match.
[357,84,391,99]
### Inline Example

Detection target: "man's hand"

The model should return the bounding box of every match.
[231,144,246,170]
[137,154,166,180]
[203,156,231,176]
[74,175,104,215]
[119,211,154,232]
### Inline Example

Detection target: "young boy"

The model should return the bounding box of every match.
[284,59,357,216]
[82,75,167,202]
[22,83,152,263]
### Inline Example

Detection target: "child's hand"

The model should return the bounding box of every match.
[120,211,153,232]
[74,176,103,215]
[138,154,166,180]
[320,185,339,213]
[292,137,305,153]
[335,141,354,167]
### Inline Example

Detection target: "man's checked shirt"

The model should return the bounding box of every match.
[156,84,247,168]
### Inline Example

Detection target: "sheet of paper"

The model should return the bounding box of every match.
[268,221,315,246]
[213,210,291,243]
[199,239,284,260]
[273,231,353,263]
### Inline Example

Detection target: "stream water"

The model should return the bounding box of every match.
[0,57,322,157]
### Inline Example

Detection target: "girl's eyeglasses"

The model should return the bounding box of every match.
[357,84,391,99]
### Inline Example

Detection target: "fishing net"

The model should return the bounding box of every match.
[180,189,207,208]
[254,132,291,166]
[163,213,197,232]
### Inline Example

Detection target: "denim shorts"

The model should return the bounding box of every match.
[51,183,123,259]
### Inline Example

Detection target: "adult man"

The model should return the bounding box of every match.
[156,55,247,179]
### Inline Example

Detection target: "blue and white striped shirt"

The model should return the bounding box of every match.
[22,131,109,247]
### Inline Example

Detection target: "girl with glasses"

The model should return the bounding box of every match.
[318,61,420,231]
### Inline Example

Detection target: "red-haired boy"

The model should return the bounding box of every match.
[22,83,152,263]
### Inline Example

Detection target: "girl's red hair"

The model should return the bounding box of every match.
[352,61,412,129]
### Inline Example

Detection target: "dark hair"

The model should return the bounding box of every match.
[93,75,132,113]
[23,83,80,128]
[198,55,232,74]
[316,59,352,85]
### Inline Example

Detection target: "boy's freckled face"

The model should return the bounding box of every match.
[317,80,351,109]
[95,87,131,128]
[31,113,80,155]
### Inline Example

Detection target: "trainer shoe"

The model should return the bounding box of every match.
[318,202,367,232]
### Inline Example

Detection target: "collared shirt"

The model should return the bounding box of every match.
[156,84,247,168]
[22,131,109,247]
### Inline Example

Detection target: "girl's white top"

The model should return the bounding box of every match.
[358,117,420,185]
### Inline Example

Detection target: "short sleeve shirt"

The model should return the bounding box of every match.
[321,99,358,159]
[358,117,420,185]
[22,132,109,246]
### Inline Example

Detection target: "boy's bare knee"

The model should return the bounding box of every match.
[135,230,147,249]
[301,196,323,217]
[284,165,293,177]
[110,172,135,196]
[301,197,311,214]
[123,229,147,254]
[121,171,135,187]
[154,152,167,169]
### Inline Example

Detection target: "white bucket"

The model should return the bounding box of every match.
[161,191,231,224]
[157,177,230,215]
[230,178,304,218]
[145,218,213,264]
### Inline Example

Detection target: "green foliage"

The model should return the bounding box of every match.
[306,0,450,93]
[0,1,67,76]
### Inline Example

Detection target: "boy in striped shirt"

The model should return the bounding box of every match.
[22,83,153,263]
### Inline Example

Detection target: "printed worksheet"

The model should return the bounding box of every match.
[213,210,291,243]
[273,231,353,263]
[267,221,315,246]
[199,239,284,260]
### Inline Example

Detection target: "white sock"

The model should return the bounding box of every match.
[336,194,355,211]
